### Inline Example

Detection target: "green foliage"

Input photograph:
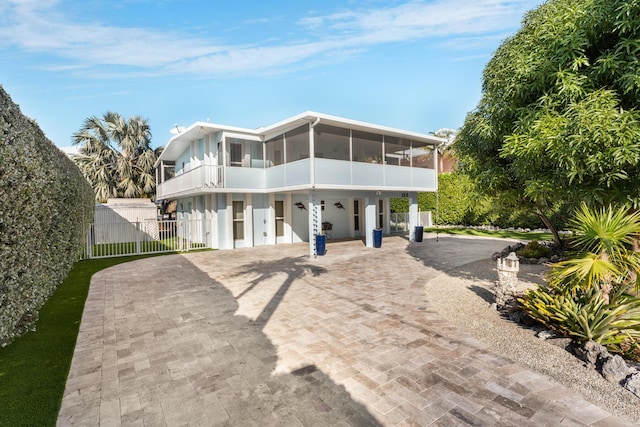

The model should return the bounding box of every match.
[72,112,160,202]
[551,203,640,293]
[516,241,553,259]
[455,0,640,241]
[389,197,408,213]
[519,283,640,353]
[424,227,553,242]
[420,172,475,224]
[0,85,94,347]
[519,203,640,358]
[419,172,550,229]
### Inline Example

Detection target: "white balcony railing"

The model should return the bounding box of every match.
[157,165,223,199]
[157,159,437,200]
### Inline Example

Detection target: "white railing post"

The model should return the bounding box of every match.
[136,221,141,255]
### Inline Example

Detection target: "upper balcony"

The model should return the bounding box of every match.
[156,158,437,200]
[155,111,444,200]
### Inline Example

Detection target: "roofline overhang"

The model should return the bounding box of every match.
[156,111,446,165]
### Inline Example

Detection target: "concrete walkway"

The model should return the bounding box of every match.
[58,235,633,426]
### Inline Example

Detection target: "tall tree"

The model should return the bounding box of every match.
[72,112,158,202]
[454,0,640,246]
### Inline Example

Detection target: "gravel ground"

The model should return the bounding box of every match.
[424,258,640,424]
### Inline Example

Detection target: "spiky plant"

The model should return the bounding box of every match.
[550,203,640,302]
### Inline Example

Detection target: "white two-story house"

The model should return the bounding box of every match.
[155,112,443,256]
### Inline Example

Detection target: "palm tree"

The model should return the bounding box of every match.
[551,203,640,303]
[72,112,158,202]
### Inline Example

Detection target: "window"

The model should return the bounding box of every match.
[411,141,435,169]
[378,199,384,229]
[160,161,175,183]
[275,201,284,237]
[233,201,244,240]
[266,135,284,166]
[226,137,263,168]
[353,130,383,163]
[384,136,411,167]
[230,142,242,167]
[285,125,309,162]
[314,124,350,161]
[354,199,360,231]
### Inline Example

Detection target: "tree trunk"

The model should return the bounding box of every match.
[535,208,562,248]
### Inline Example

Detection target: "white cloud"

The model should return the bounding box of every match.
[58,145,79,156]
[0,0,539,77]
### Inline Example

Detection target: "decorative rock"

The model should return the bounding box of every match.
[550,254,560,263]
[537,329,558,340]
[602,355,633,383]
[574,340,608,367]
[624,372,640,398]
[547,337,574,350]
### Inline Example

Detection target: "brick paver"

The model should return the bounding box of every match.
[58,235,634,426]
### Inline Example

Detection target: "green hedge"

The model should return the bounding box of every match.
[0,85,94,347]
[391,172,558,229]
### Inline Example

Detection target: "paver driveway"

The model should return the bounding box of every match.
[58,235,632,426]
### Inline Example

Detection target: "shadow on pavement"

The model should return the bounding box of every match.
[58,254,381,426]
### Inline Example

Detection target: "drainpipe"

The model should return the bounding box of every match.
[309,117,320,190]
[308,117,321,256]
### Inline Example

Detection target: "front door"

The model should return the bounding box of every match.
[232,200,244,248]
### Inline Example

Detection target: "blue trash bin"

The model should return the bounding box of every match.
[315,234,326,256]
[373,229,382,248]
[415,226,424,242]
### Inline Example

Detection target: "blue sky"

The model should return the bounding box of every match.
[0,0,543,151]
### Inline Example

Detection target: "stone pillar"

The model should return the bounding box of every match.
[495,252,519,308]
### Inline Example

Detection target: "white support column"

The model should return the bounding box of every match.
[383,198,391,235]
[245,193,254,248]
[268,193,276,245]
[209,194,219,249]
[409,192,419,242]
[225,193,233,249]
[309,122,316,187]
[364,197,376,247]
[308,192,320,257]
[284,193,292,243]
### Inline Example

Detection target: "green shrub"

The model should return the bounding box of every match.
[517,240,553,259]
[0,85,94,346]
[418,172,560,229]
[519,283,640,359]
[419,172,476,224]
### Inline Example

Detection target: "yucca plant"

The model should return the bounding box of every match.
[519,203,640,359]
[520,282,640,349]
[549,203,640,302]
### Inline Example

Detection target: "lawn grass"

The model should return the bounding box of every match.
[0,254,162,426]
[424,227,554,242]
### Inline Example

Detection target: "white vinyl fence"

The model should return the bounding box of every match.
[83,219,206,259]
[390,211,432,233]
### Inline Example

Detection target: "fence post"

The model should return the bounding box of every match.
[185,220,191,252]
[85,224,94,259]
[136,221,141,255]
